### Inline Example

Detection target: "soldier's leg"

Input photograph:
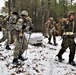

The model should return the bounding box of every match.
[48,32,52,44]
[53,31,57,46]
[44,29,49,38]
[6,31,11,50]
[10,30,14,44]
[18,36,28,61]
[14,44,20,59]
[57,38,69,61]
[14,44,27,61]
[69,39,75,63]
[13,45,20,64]
[13,35,21,64]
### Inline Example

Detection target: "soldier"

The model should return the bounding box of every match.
[6,12,19,50]
[57,11,76,66]
[45,17,57,46]
[26,16,33,33]
[0,16,8,43]
[12,10,30,64]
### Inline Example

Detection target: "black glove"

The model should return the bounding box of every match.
[29,26,33,31]
[64,24,69,28]
[22,25,26,29]
[0,26,2,31]
[63,21,69,29]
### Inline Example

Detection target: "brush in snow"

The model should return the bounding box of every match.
[49,48,57,50]
[7,60,25,67]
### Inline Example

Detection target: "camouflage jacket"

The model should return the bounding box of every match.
[7,15,18,31]
[61,18,76,36]
[45,20,56,33]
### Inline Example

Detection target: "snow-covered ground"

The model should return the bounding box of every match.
[0,32,76,75]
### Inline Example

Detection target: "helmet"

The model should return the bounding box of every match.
[49,17,54,21]
[11,12,19,15]
[21,10,28,16]
[68,11,75,17]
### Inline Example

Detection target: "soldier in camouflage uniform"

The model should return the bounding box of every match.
[12,11,30,64]
[57,11,76,66]
[45,17,57,46]
[6,12,19,50]
[0,16,9,47]
[0,16,8,43]
[26,16,33,33]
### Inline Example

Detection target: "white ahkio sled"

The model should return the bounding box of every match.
[25,33,43,45]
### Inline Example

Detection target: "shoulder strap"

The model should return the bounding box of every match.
[72,21,75,32]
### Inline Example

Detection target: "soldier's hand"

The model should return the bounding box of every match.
[2,27,5,30]
[22,25,26,29]
[29,26,33,31]
[19,33,23,38]
[64,24,69,28]
[63,21,69,28]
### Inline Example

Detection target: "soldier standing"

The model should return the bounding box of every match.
[6,12,19,50]
[45,17,57,46]
[12,11,29,64]
[57,11,76,66]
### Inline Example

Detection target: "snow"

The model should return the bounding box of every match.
[25,33,43,44]
[0,32,76,75]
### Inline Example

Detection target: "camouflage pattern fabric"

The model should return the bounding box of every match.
[13,18,28,59]
[57,18,76,62]
[45,19,57,45]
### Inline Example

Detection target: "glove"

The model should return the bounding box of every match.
[63,21,69,29]
[22,25,26,29]
[29,26,33,31]
[64,24,69,28]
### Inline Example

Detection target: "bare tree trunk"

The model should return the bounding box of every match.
[11,0,16,11]
[42,0,45,34]
[8,0,11,15]
[47,0,50,18]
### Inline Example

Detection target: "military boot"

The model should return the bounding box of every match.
[12,58,18,64]
[56,55,64,62]
[69,61,76,66]
[19,55,27,61]
[54,41,58,46]
[54,43,58,46]
[6,45,11,50]
[48,37,52,44]
[48,41,52,44]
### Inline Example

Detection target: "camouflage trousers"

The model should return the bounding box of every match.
[48,28,57,44]
[0,28,14,46]
[4,31,11,46]
[57,36,75,62]
[13,31,28,59]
